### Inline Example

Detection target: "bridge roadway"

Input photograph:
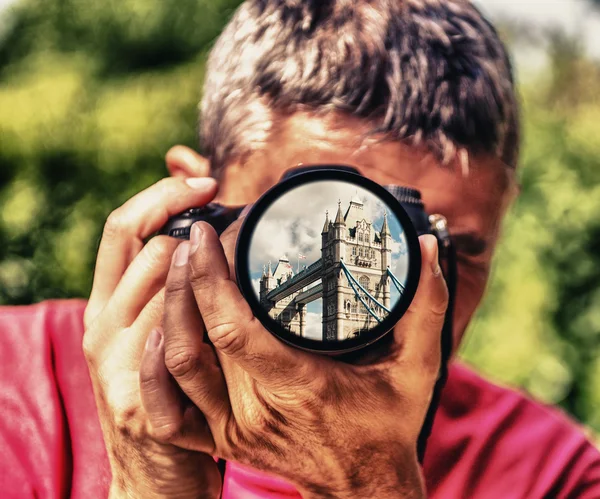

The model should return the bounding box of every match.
[295,283,323,304]
[266,258,323,302]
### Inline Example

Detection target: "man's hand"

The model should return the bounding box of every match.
[150,219,448,499]
[83,176,223,499]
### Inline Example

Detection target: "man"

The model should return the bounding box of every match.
[1,0,599,498]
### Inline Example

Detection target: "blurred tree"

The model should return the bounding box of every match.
[0,0,598,436]
[0,0,244,304]
[460,31,600,435]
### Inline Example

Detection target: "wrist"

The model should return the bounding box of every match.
[109,479,221,499]
[298,452,425,499]
[108,450,222,499]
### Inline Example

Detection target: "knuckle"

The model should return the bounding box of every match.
[164,349,201,380]
[138,367,159,393]
[165,271,189,296]
[156,176,177,193]
[188,263,212,291]
[426,301,448,331]
[155,177,183,199]
[209,322,246,358]
[103,209,128,240]
[149,421,183,444]
[143,236,174,266]
[431,279,450,317]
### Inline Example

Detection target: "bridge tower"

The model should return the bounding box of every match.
[321,196,392,340]
[259,256,304,335]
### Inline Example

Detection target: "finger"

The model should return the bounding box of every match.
[86,176,218,328]
[83,237,181,355]
[140,328,216,453]
[187,222,317,388]
[219,218,243,281]
[165,146,211,178]
[105,236,181,327]
[163,242,232,429]
[393,235,449,376]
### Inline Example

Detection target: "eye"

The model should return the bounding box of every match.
[451,232,488,257]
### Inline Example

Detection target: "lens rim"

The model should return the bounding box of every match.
[235,166,422,354]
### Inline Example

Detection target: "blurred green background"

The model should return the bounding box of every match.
[0,0,598,438]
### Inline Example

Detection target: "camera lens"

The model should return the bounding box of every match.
[236,169,421,354]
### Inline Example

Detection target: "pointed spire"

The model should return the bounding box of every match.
[322,210,330,234]
[267,260,273,276]
[262,264,267,277]
[334,200,345,225]
[381,211,390,235]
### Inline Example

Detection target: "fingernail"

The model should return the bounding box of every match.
[173,242,190,267]
[430,239,442,277]
[145,328,162,351]
[185,177,215,189]
[190,223,203,253]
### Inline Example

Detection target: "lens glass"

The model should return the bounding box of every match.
[237,172,419,353]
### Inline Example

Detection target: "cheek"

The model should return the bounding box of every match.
[451,263,490,347]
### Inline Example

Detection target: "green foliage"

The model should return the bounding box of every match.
[0,0,598,436]
[460,37,600,435]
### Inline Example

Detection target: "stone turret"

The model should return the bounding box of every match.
[321,210,330,250]
[379,212,392,308]
[321,211,330,234]
[334,200,345,225]
[259,260,277,305]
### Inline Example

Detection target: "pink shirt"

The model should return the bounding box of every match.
[1,300,599,498]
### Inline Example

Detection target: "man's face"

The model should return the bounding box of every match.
[209,112,517,349]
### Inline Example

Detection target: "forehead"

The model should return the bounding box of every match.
[258,113,516,226]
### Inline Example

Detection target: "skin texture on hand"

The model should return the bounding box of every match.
[83,173,223,499]
[141,212,447,498]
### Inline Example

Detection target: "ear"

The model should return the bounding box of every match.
[165,146,211,178]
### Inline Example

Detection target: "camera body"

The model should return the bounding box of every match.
[159,166,444,242]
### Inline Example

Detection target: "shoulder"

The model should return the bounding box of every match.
[0,298,87,341]
[426,361,600,498]
[0,299,88,388]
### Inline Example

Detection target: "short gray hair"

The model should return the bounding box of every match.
[200,0,519,177]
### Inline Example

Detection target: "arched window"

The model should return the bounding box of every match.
[358,232,363,242]
[359,276,370,290]
[359,248,364,257]
[370,249,374,258]
[352,246,356,256]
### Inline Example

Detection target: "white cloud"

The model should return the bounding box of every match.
[247,179,410,274]
[252,277,261,299]
[304,312,322,340]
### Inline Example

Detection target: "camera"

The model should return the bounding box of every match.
[160,165,452,354]
[159,164,455,461]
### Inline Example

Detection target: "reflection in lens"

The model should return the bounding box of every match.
[248,180,409,343]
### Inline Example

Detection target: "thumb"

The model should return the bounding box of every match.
[393,234,449,377]
[188,222,318,388]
